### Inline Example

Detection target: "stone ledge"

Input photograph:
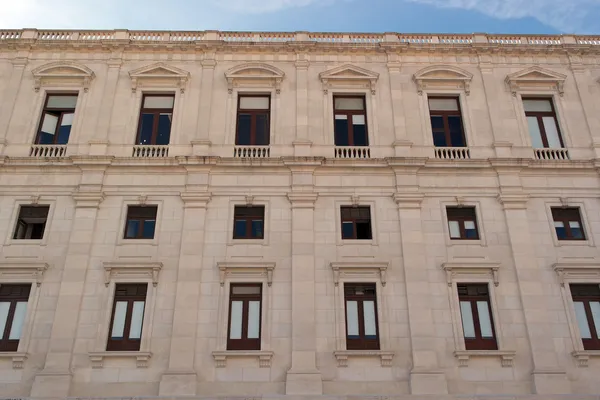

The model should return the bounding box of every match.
[88,351,152,368]
[572,350,600,367]
[211,350,274,368]
[454,350,516,367]
[333,350,394,367]
[0,352,28,369]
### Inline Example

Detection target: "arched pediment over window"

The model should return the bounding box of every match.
[224,63,285,94]
[128,62,190,93]
[318,64,379,94]
[505,66,567,96]
[413,65,473,95]
[31,61,95,92]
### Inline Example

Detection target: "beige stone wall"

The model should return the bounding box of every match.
[0,30,600,398]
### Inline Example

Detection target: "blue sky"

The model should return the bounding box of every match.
[2,0,600,34]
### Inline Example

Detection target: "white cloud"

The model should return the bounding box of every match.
[213,0,320,13]
[405,0,600,32]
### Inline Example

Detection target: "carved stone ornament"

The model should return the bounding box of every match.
[505,66,567,97]
[442,261,500,287]
[552,261,600,287]
[217,261,276,287]
[129,62,190,94]
[330,262,389,287]
[412,65,473,96]
[224,63,285,94]
[319,64,379,95]
[103,261,163,287]
[0,262,49,287]
[31,61,96,92]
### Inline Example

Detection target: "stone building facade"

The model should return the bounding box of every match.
[0,29,600,399]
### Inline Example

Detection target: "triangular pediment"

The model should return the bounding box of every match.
[225,63,285,93]
[128,63,190,93]
[413,65,473,95]
[31,61,95,92]
[319,64,379,81]
[505,66,567,96]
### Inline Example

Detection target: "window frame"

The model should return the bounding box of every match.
[333,95,369,147]
[0,284,32,352]
[457,283,498,351]
[235,94,271,146]
[135,93,175,146]
[34,93,78,145]
[522,97,565,149]
[123,205,158,240]
[232,205,265,240]
[427,96,467,148]
[12,205,51,241]
[106,283,148,352]
[343,282,380,351]
[569,284,600,351]
[226,283,263,351]
[446,206,480,240]
[551,207,586,241]
[340,206,373,240]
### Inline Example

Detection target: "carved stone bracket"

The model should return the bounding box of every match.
[0,352,28,369]
[552,261,600,287]
[454,350,515,368]
[330,262,388,287]
[333,350,394,367]
[88,351,152,368]
[217,261,276,287]
[211,351,273,368]
[442,261,500,287]
[0,262,48,287]
[103,261,163,287]
[572,351,600,367]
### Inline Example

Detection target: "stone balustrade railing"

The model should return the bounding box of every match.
[0,29,598,46]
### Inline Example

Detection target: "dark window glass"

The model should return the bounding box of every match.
[227,283,262,350]
[446,207,479,240]
[233,206,265,239]
[35,94,78,145]
[340,206,372,240]
[124,206,158,239]
[428,97,466,148]
[570,284,600,350]
[458,284,498,350]
[135,95,174,145]
[551,208,585,241]
[0,284,31,352]
[523,98,564,149]
[106,284,147,351]
[333,96,368,146]
[344,283,379,350]
[236,96,270,146]
[12,205,50,240]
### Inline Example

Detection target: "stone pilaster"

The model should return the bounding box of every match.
[0,57,27,140]
[568,62,600,153]
[387,58,411,157]
[196,57,216,146]
[479,59,513,156]
[92,58,122,146]
[293,57,311,156]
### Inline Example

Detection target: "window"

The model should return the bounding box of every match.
[236,95,270,146]
[523,98,564,149]
[124,206,158,240]
[551,207,585,241]
[446,207,479,240]
[334,96,368,146]
[107,284,147,351]
[570,284,600,350]
[35,94,78,145]
[428,97,466,147]
[233,206,265,239]
[0,284,31,352]
[12,205,50,240]
[136,94,174,145]
[458,284,497,350]
[341,206,372,240]
[227,283,262,350]
[344,283,379,350]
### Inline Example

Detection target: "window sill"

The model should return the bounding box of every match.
[333,350,394,367]
[116,239,158,246]
[228,239,268,246]
[337,239,377,246]
[0,352,28,369]
[88,351,152,368]
[4,240,47,247]
[211,350,273,368]
[454,350,515,367]
[554,239,593,247]
[572,350,600,367]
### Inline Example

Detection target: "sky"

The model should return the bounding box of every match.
[2,0,600,35]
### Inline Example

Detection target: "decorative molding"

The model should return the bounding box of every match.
[497,194,529,210]
[505,66,567,97]
[454,350,516,367]
[330,262,389,287]
[572,350,600,367]
[552,261,600,287]
[442,261,500,287]
[245,195,255,206]
[71,191,105,209]
[129,62,190,93]
[211,350,273,368]
[179,192,211,208]
[31,61,95,92]
[102,261,163,287]
[319,64,379,95]
[413,65,473,95]
[88,351,152,368]
[217,261,276,287]
[333,350,394,367]
[0,352,28,369]
[0,262,48,286]
[392,193,424,209]
[224,63,285,94]
[350,194,360,207]
[287,192,318,208]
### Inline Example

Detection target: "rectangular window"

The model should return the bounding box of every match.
[35,94,78,145]
[523,98,564,149]
[344,283,379,350]
[124,206,158,239]
[570,284,600,350]
[107,284,147,351]
[340,206,372,240]
[12,205,50,240]
[333,96,368,146]
[428,97,466,147]
[233,206,265,239]
[227,283,262,350]
[446,207,479,240]
[0,284,31,352]
[236,95,270,146]
[136,94,174,145]
[458,284,497,350]
[551,207,585,241]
